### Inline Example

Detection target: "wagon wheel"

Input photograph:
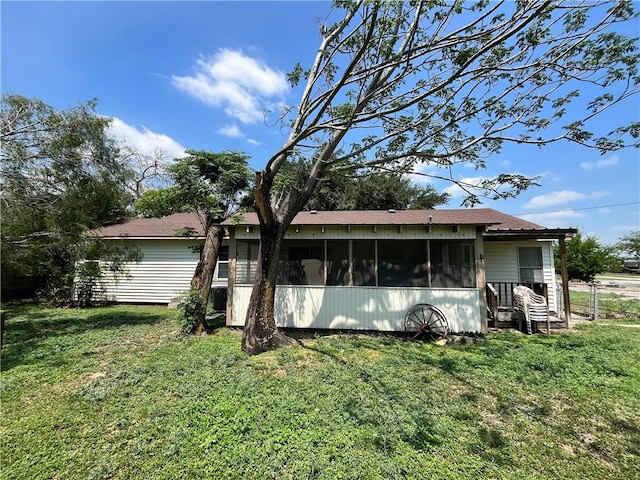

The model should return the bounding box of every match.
[404,304,449,342]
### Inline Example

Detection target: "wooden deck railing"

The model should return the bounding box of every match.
[486,282,548,318]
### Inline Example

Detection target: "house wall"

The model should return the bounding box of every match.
[228,224,484,333]
[98,239,226,304]
[230,285,482,332]
[483,240,557,312]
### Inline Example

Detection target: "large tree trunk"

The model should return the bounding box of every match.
[241,221,296,355]
[241,172,298,355]
[190,218,225,333]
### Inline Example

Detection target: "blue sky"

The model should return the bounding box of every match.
[2,1,639,246]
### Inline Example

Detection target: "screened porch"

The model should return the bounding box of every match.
[229,237,484,333]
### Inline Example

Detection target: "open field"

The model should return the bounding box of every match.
[2,305,639,479]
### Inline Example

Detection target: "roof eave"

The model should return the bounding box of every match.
[93,235,207,240]
[484,228,578,240]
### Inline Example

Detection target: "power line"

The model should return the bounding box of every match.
[512,201,640,217]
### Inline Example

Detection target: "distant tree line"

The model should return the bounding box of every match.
[555,230,640,282]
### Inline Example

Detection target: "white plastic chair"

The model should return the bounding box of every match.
[513,285,550,334]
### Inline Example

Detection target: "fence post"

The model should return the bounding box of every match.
[588,282,599,321]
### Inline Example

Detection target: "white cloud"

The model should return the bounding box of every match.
[408,163,444,185]
[612,223,640,233]
[539,170,563,182]
[580,154,619,170]
[442,176,489,198]
[172,49,288,124]
[519,210,583,228]
[217,124,244,138]
[247,138,262,146]
[523,190,609,209]
[109,117,186,159]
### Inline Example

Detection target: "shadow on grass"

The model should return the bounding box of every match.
[204,313,227,331]
[1,306,168,371]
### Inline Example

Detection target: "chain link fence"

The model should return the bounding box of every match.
[567,282,640,321]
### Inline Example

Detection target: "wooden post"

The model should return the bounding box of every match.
[476,227,488,333]
[559,237,572,328]
[226,228,237,327]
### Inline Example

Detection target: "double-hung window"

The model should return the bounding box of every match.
[214,245,229,280]
[518,246,543,283]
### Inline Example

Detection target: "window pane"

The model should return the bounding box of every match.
[327,240,349,286]
[518,247,543,283]
[214,246,229,280]
[518,247,542,267]
[278,241,324,285]
[430,241,476,288]
[519,268,544,283]
[217,263,229,279]
[236,240,259,284]
[353,240,376,286]
[379,240,428,287]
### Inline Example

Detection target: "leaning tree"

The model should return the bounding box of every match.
[169,150,252,333]
[242,0,640,354]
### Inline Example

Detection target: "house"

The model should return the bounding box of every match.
[91,209,576,333]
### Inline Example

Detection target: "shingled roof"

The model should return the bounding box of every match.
[92,213,206,238]
[225,208,545,229]
[92,208,550,238]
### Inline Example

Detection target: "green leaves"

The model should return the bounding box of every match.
[286,62,305,87]
[269,0,639,211]
[557,231,620,282]
[616,231,640,260]
[168,150,253,218]
[134,187,185,218]
[1,94,134,302]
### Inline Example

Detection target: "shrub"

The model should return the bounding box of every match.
[178,288,206,335]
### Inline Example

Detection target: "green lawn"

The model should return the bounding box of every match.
[2,305,639,479]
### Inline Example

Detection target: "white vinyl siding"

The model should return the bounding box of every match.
[231,285,481,333]
[99,239,222,304]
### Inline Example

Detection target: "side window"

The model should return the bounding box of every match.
[214,245,229,280]
[518,247,543,283]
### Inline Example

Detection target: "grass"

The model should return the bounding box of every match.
[2,305,640,479]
